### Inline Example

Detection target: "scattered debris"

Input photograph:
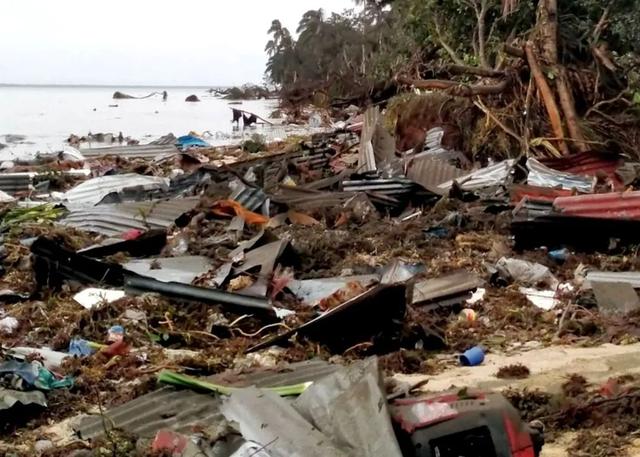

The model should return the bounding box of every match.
[496,364,531,379]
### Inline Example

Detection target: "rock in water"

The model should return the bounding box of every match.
[113,91,135,99]
[185,94,200,102]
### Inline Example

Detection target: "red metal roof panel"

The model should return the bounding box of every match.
[554,191,640,220]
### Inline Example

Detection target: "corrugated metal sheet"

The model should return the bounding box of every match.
[229,183,268,212]
[527,158,595,193]
[407,157,465,194]
[60,197,199,237]
[76,387,223,440]
[510,184,572,204]
[79,144,179,159]
[63,174,170,208]
[412,271,483,306]
[438,159,516,191]
[0,173,33,194]
[208,360,339,388]
[76,360,338,441]
[585,271,640,289]
[539,152,623,188]
[554,191,640,220]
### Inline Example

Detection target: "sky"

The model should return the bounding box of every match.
[0,0,354,87]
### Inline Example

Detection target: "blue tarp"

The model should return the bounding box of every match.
[176,135,210,150]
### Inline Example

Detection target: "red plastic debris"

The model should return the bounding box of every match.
[122,229,143,241]
[151,430,188,456]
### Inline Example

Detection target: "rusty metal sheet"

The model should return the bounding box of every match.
[510,184,572,204]
[554,191,640,220]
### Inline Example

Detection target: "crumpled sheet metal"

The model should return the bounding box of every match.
[221,387,350,457]
[0,388,46,411]
[437,159,516,191]
[294,358,403,457]
[62,173,170,208]
[527,158,595,193]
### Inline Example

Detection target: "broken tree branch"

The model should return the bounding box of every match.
[447,64,505,77]
[397,76,509,96]
[585,91,631,118]
[524,42,569,155]
[473,97,522,143]
[504,44,525,59]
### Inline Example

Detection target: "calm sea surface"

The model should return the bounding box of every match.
[0,85,277,160]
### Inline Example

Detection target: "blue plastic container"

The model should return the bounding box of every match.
[460,346,485,366]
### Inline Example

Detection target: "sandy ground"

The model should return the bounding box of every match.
[394,343,640,456]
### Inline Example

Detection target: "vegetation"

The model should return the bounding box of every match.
[265,0,640,158]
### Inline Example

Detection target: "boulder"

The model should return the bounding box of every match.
[185,94,200,102]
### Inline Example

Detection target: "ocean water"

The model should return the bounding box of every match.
[0,85,279,160]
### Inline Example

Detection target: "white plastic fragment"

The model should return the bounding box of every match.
[519,287,559,310]
[73,288,126,310]
[466,288,486,305]
[0,316,19,334]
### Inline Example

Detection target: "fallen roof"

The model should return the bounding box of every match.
[79,144,179,159]
[60,197,199,237]
[553,191,640,220]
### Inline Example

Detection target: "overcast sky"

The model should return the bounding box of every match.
[0,0,353,86]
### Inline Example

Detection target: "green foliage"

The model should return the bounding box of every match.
[265,0,640,100]
[242,134,267,154]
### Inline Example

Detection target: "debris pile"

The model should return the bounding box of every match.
[2,113,640,456]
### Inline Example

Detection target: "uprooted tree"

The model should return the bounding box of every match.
[266,0,640,159]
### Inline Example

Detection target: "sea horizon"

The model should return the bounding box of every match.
[0,83,240,89]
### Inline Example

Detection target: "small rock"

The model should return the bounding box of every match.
[185,94,200,102]
[34,440,53,454]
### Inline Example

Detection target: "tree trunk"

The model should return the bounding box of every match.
[525,42,569,155]
[556,68,590,153]
[477,0,489,68]
[538,0,558,64]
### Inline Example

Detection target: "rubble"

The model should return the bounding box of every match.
[4,109,640,457]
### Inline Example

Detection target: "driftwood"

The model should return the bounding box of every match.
[112,91,161,100]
